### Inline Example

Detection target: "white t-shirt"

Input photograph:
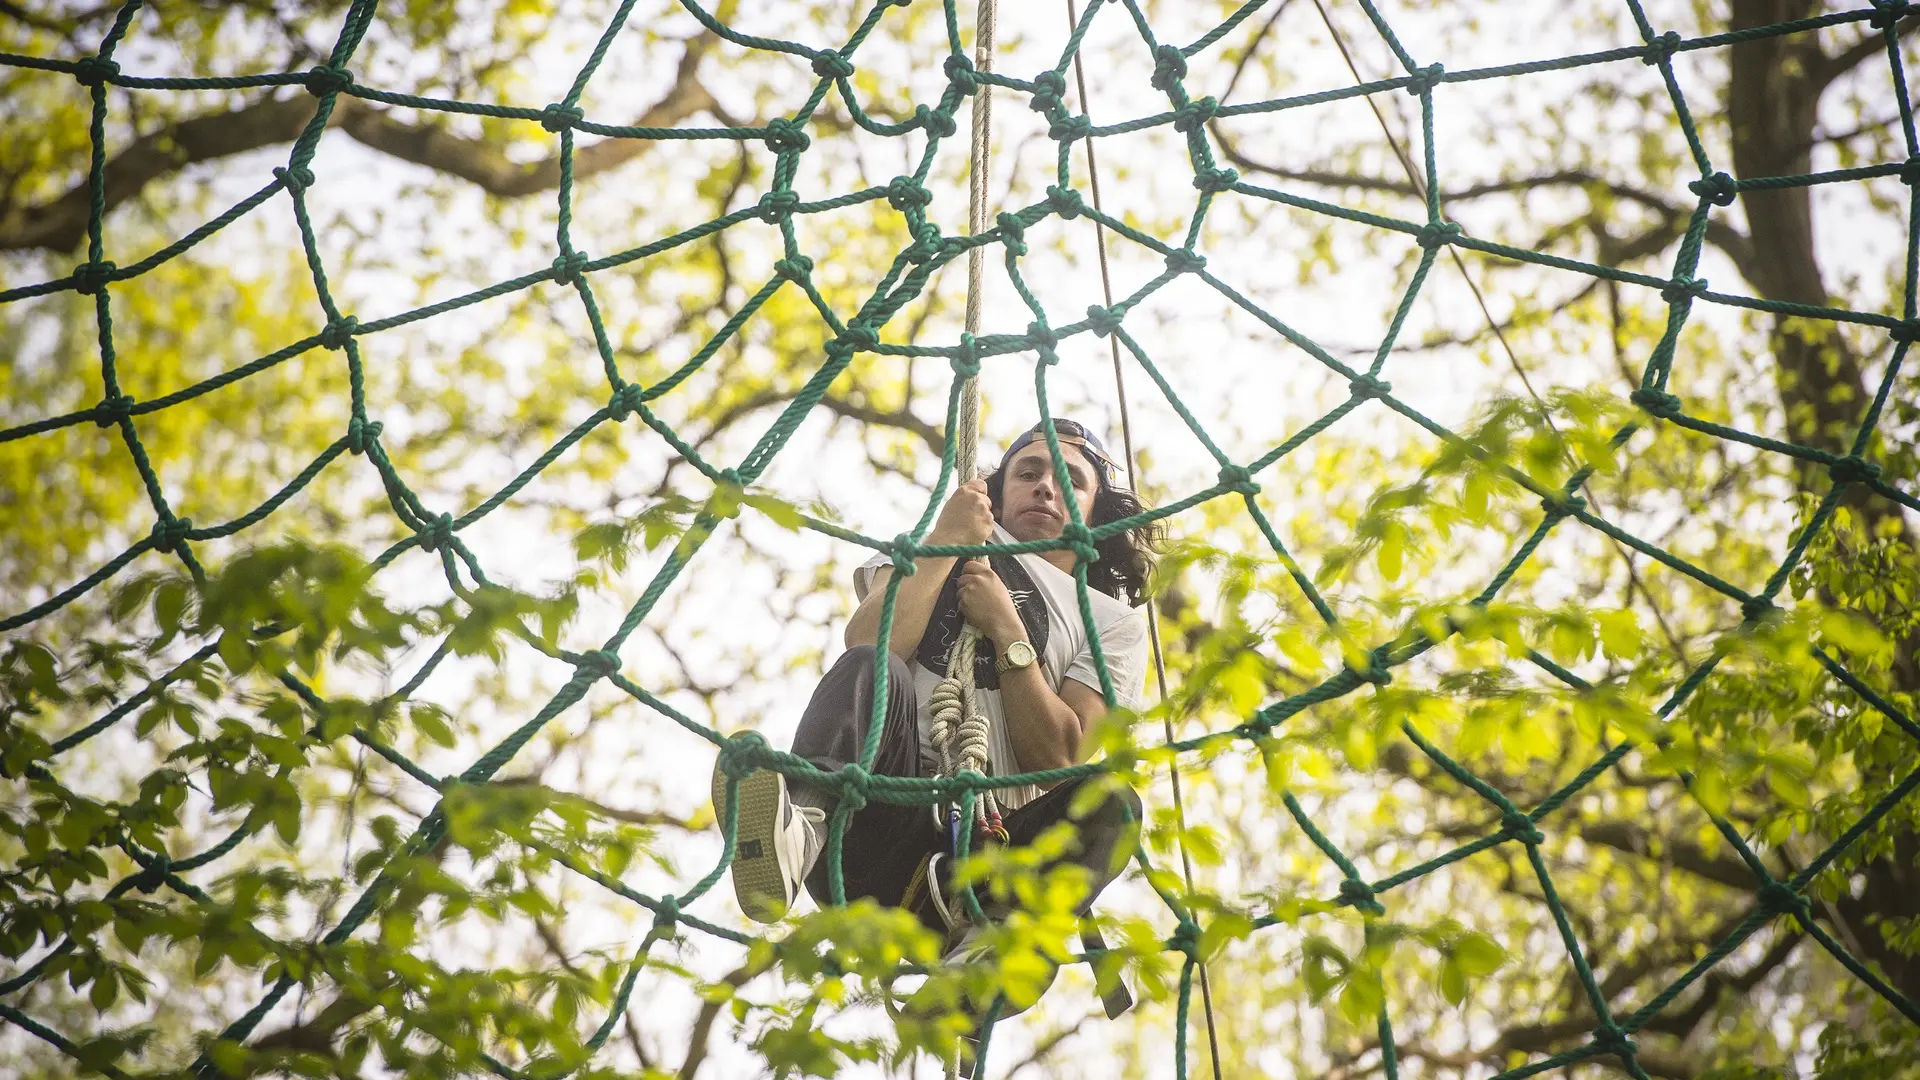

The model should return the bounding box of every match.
[853,526,1149,810]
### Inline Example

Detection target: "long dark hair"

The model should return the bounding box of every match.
[985,452,1161,607]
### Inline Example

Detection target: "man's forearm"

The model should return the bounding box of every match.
[997,663,1084,773]
[843,555,957,657]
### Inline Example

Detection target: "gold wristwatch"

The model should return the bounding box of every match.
[997,639,1037,673]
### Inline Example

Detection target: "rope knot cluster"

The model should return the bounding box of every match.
[1029,70,1068,116]
[345,416,382,454]
[649,895,680,936]
[1348,374,1392,400]
[607,383,645,422]
[304,64,353,96]
[273,166,316,194]
[886,175,932,211]
[71,260,117,296]
[1168,919,1203,961]
[1085,304,1124,337]
[916,104,957,138]
[149,516,194,555]
[1046,185,1086,219]
[943,52,980,96]
[762,118,810,153]
[996,211,1028,255]
[1590,1024,1639,1059]
[949,333,981,379]
[1416,220,1462,250]
[1403,62,1444,97]
[1891,318,1920,342]
[94,393,134,428]
[71,55,120,87]
[1902,156,1920,186]
[1758,881,1812,920]
[1344,658,1392,687]
[1641,30,1682,65]
[1150,44,1188,91]
[1689,171,1738,206]
[889,533,919,577]
[1060,523,1099,565]
[1500,809,1545,846]
[906,222,944,263]
[550,250,589,287]
[1661,275,1708,303]
[130,853,171,894]
[772,253,814,281]
[1828,454,1882,486]
[717,731,768,781]
[1870,0,1912,30]
[1192,166,1238,194]
[837,763,872,812]
[1337,878,1384,916]
[1539,491,1587,519]
[573,649,620,681]
[1165,248,1207,274]
[1173,96,1218,133]
[834,324,880,356]
[1739,595,1777,623]
[1629,387,1683,419]
[757,189,800,222]
[539,102,583,133]
[1027,320,1059,351]
[318,315,360,351]
[415,512,456,553]
[811,50,854,80]
[1049,113,1093,142]
[1217,463,1260,495]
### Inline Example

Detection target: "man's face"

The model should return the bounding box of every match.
[997,441,1100,542]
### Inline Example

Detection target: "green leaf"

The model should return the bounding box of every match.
[1452,930,1507,977]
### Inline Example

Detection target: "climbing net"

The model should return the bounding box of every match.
[3,0,1920,1075]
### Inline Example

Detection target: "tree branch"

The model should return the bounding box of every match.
[1813,13,1920,93]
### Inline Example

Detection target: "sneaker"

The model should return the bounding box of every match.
[712,758,825,923]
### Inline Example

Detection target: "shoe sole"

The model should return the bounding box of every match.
[713,757,792,923]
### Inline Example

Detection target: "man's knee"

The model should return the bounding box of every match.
[827,642,911,684]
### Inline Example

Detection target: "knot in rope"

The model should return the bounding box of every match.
[1641,30,1682,66]
[810,50,854,80]
[1590,1024,1639,1059]
[1688,171,1738,206]
[996,211,1029,256]
[1049,113,1093,142]
[94,393,134,428]
[1739,595,1776,624]
[762,118,811,154]
[318,315,360,351]
[1539,491,1587,520]
[757,189,800,222]
[606,383,645,422]
[1758,881,1812,920]
[1344,658,1392,687]
[1902,156,1920,186]
[886,175,932,212]
[889,533,919,577]
[1661,275,1708,303]
[837,763,873,812]
[1348,374,1393,400]
[346,416,383,454]
[943,52,980,96]
[415,512,456,553]
[1870,0,1912,30]
[717,731,768,780]
[1828,454,1882,487]
[1060,522,1100,565]
[949,333,981,379]
[1192,166,1239,194]
[1217,463,1260,496]
[1499,809,1544,846]
[1045,185,1086,219]
[550,250,590,286]
[131,852,172,893]
[835,324,880,355]
[149,516,194,555]
[1173,96,1218,133]
[273,165,316,194]
[1168,919,1203,961]
[1085,304,1124,338]
[71,54,120,87]
[71,259,118,296]
[1337,878,1384,916]
[1027,320,1059,351]
[539,102,583,133]
[1891,318,1920,343]
[573,649,620,681]
[1029,69,1068,116]
[1416,220,1462,250]
[906,222,944,263]
[1164,248,1207,274]
[916,104,958,138]
[304,64,353,96]
[1629,387,1683,419]
[772,253,814,281]
[1150,45,1188,92]
[1403,62,1444,97]
[650,895,681,935]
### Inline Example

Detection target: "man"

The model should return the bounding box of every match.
[713,419,1155,953]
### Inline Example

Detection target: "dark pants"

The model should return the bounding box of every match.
[792,645,1142,929]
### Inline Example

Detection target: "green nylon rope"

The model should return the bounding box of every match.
[4,0,1920,1077]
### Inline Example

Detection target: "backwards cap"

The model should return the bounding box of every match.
[998,418,1123,487]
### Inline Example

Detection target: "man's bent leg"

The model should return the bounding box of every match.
[791,645,941,911]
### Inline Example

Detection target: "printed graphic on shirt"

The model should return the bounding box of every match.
[913,555,1050,690]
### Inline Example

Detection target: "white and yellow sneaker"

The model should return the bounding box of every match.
[712,759,825,923]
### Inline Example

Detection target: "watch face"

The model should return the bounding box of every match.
[917,554,1048,688]
[1006,640,1036,667]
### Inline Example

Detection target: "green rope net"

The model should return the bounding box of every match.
[3,0,1918,1076]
